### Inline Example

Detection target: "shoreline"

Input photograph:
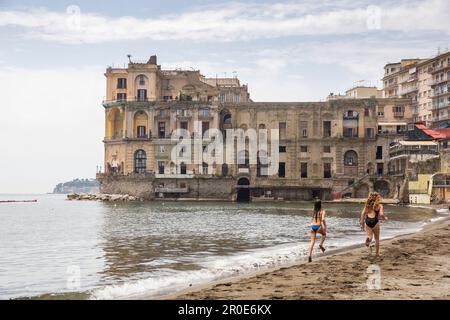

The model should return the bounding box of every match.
[156,216,450,300]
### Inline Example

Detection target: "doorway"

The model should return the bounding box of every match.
[237,178,250,202]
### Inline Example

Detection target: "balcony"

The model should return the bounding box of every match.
[430,64,450,73]
[431,89,450,98]
[432,100,450,109]
[389,149,439,159]
[430,77,449,86]
[399,85,418,95]
[393,111,405,118]
[383,81,398,89]
[102,98,150,108]
[155,110,170,120]
[132,134,151,141]
[176,112,192,120]
[155,174,194,179]
[198,112,213,120]
[104,134,124,141]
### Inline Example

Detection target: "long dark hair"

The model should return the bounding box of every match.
[313,200,322,221]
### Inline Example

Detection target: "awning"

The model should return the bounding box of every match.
[398,141,437,146]
[378,122,407,126]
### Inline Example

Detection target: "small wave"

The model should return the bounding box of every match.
[436,208,450,215]
[89,226,419,300]
[89,242,310,300]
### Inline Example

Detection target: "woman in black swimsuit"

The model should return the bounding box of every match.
[360,192,388,256]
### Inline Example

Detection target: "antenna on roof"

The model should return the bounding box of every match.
[127,54,132,63]
[232,71,237,78]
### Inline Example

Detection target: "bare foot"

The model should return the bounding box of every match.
[319,245,326,253]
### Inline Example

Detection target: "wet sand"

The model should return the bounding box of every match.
[165,219,450,300]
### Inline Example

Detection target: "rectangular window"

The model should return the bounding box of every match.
[200,108,210,117]
[158,161,165,174]
[279,146,286,153]
[301,162,308,178]
[324,163,331,178]
[323,145,331,153]
[180,121,188,130]
[278,162,286,178]
[366,128,374,138]
[117,78,127,89]
[202,121,210,138]
[158,122,165,138]
[137,126,146,138]
[117,93,127,101]
[137,89,147,101]
[323,121,331,137]
[300,146,308,153]
[299,121,308,138]
[279,122,286,139]
[376,146,383,160]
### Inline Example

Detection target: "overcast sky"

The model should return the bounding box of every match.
[0,0,449,193]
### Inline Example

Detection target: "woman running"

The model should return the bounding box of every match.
[307,200,327,262]
[360,192,388,256]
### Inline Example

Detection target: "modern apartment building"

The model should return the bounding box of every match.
[381,51,450,128]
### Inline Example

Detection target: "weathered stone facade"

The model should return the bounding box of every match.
[97,56,412,201]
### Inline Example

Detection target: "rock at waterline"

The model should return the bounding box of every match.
[67,193,140,202]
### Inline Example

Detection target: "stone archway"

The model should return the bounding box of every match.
[236,177,250,202]
[374,180,390,197]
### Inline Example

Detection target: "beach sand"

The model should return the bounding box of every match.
[165,219,450,300]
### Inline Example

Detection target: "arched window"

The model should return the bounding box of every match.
[134,149,147,173]
[344,150,358,166]
[224,114,232,124]
[222,163,229,176]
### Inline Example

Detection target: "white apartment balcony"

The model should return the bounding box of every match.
[432,99,450,109]
[430,76,449,86]
[431,89,450,98]
[399,85,418,95]
[383,81,398,89]
[430,63,450,74]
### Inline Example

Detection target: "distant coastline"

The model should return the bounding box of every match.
[52,178,99,194]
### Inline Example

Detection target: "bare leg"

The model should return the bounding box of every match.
[319,229,326,251]
[372,224,381,256]
[365,226,374,247]
[308,231,316,260]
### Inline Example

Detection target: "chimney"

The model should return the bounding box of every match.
[148,55,157,65]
